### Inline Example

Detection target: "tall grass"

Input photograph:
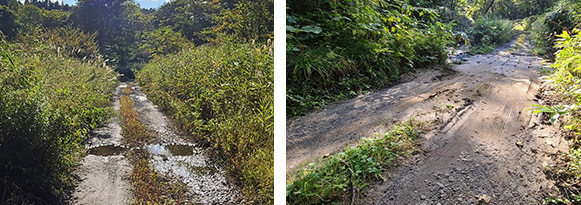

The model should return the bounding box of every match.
[0,29,116,203]
[138,41,274,203]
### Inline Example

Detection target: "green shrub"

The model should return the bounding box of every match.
[530,0,578,58]
[138,26,193,61]
[467,17,516,54]
[0,36,116,203]
[287,0,453,117]
[287,121,420,204]
[137,41,273,203]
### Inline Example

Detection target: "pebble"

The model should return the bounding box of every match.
[420,195,427,200]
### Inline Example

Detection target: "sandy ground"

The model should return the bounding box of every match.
[287,36,569,204]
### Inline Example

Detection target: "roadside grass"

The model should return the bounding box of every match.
[138,42,274,203]
[0,32,116,203]
[286,120,423,204]
[536,24,581,204]
[119,86,188,204]
[120,94,155,146]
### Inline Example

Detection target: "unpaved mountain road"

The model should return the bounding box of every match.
[72,82,241,204]
[287,37,569,204]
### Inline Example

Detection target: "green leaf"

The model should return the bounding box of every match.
[300,25,322,34]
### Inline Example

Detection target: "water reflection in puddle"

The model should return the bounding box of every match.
[146,144,195,156]
[87,145,127,156]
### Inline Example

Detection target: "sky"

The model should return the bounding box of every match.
[49,0,167,9]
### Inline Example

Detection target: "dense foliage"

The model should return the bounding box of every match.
[466,17,515,54]
[0,29,116,203]
[138,42,274,203]
[287,0,454,116]
[287,121,420,204]
[529,0,578,58]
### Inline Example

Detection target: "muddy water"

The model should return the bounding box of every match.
[126,82,241,203]
[87,145,128,156]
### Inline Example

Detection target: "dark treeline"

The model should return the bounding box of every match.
[1,0,272,67]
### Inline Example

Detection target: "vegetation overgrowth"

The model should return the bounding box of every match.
[0,29,116,203]
[287,0,454,117]
[138,41,274,203]
[286,120,422,204]
[528,0,579,58]
[0,0,273,202]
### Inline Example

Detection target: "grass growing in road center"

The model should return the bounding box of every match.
[119,85,187,204]
[286,120,422,204]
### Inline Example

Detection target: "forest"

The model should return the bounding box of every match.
[287,0,581,204]
[0,0,273,203]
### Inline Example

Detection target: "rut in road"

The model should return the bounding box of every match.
[72,82,241,204]
[287,37,569,204]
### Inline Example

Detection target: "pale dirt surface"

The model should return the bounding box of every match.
[287,37,570,204]
[72,84,132,205]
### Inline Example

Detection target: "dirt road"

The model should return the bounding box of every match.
[72,82,240,204]
[287,37,568,204]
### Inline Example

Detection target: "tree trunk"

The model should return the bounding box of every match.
[483,0,495,15]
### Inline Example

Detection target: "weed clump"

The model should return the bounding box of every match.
[287,120,421,204]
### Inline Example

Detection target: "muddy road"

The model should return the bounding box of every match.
[72,82,240,204]
[287,37,568,203]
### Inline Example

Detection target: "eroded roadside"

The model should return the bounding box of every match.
[287,37,568,204]
[72,82,241,204]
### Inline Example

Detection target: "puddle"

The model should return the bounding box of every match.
[87,145,128,156]
[146,144,195,156]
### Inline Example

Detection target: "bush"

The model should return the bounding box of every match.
[542,28,581,204]
[138,26,193,61]
[287,0,453,116]
[15,26,100,60]
[0,35,116,203]
[467,17,516,54]
[435,6,473,32]
[137,41,273,203]
[530,0,577,58]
